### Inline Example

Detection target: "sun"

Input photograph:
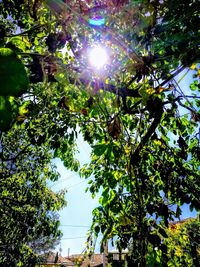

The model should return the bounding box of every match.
[88,46,109,70]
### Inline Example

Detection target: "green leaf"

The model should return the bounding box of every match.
[93,143,107,156]
[189,204,194,212]
[190,80,198,91]
[0,48,28,96]
[148,234,161,246]
[158,227,168,238]
[94,225,100,235]
[0,96,13,131]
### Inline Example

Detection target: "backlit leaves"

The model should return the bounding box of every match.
[0,1,200,266]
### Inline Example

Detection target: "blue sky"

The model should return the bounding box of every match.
[52,135,100,256]
[51,68,198,257]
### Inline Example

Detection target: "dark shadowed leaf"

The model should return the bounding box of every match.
[0,48,28,96]
[0,96,13,131]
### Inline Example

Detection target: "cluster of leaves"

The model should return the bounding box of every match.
[147,217,200,267]
[0,0,200,266]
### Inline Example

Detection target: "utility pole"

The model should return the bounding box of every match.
[103,241,108,267]
[59,245,62,256]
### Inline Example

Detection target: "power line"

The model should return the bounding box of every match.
[61,236,87,240]
[66,179,89,190]
[60,224,90,228]
[49,173,79,188]
[49,176,90,192]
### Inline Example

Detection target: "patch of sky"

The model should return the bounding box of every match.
[164,67,199,146]
[159,190,197,222]
[50,132,102,256]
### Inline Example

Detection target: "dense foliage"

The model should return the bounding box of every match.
[0,0,200,266]
[157,217,200,267]
[165,217,200,267]
[0,117,66,266]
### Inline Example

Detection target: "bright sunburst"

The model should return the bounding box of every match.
[88,46,108,70]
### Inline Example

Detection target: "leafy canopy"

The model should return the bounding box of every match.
[0,0,200,266]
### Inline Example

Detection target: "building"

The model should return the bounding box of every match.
[69,251,128,267]
[38,251,74,267]
[38,250,128,267]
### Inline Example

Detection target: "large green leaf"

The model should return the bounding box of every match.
[0,48,28,96]
[0,96,18,131]
[93,143,107,156]
[0,96,13,131]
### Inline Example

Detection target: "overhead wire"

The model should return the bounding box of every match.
[60,224,90,228]
[49,173,79,188]
[61,236,87,240]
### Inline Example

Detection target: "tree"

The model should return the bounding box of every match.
[0,126,66,266]
[0,0,199,266]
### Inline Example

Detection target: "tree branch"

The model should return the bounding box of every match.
[0,144,31,162]
[130,99,163,165]
[102,82,141,98]
[178,102,197,113]
[156,65,186,90]
[6,25,42,37]
[75,78,141,98]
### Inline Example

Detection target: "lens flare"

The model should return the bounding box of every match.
[88,46,108,70]
[89,17,105,26]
